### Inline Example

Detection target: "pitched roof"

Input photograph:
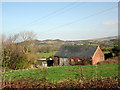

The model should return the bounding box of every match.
[55,45,99,59]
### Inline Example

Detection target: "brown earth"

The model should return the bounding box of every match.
[99,56,119,64]
[1,76,119,89]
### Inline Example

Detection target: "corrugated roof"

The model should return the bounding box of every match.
[55,45,98,59]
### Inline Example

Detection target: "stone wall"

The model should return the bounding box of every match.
[92,46,104,65]
[59,58,70,66]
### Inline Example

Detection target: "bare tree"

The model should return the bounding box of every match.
[19,31,36,41]
[18,31,37,53]
[2,31,37,70]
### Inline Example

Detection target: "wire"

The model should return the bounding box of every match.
[39,5,117,37]
[11,0,83,31]
[37,5,117,40]
[30,2,85,30]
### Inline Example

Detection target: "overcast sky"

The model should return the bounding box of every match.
[2,2,118,40]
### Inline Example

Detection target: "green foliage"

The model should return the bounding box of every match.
[102,39,120,57]
[1,31,37,70]
[2,44,36,70]
[40,68,47,82]
[111,39,120,56]
[15,56,28,69]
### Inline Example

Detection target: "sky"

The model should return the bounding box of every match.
[2,1,118,40]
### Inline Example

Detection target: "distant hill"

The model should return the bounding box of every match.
[23,36,118,46]
[44,39,63,41]
[93,36,118,41]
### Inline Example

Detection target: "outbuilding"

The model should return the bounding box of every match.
[35,58,53,67]
[54,45,104,66]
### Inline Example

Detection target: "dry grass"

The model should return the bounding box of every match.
[99,56,119,64]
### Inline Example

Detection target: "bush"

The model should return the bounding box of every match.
[2,31,37,70]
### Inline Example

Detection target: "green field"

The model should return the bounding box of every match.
[103,51,116,56]
[2,64,119,83]
[103,51,111,54]
[37,51,57,58]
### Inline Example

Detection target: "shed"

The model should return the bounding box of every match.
[35,58,53,67]
[54,45,104,66]
[36,59,47,67]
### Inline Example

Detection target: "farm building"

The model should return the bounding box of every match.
[35,58,53,67]
[54,45,104,66]
[35,59,47,67]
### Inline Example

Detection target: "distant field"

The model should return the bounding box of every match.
[103,51,116,57]
[2,64,119,83]
[103,51,111,54]
[105,46,114,49]
[37,51,57,58]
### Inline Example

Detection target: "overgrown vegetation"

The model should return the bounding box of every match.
[2,64,119,88]
[2,76,119,88]
[111,39,120,56]
[101,38,120,59]
[1,31,37,70]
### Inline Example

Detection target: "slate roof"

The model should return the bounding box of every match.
[55,45,98,59]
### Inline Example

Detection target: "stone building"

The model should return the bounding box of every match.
[54,45,104,66]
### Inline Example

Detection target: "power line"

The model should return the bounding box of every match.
[39,5,117,38]
[31,2,85,29]
[30,4,83,29]
[24,2,78,25]
[11,1,82,31]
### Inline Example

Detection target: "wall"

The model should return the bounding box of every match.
[59,58,92,66]
[59,58,70,66]
[36,60,47,67]
[92,46,105,65]
[53,56,59,66]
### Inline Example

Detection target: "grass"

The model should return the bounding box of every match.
[37,51,57,58]
[105,46,114,49]
[103,51,111,54]
[2,64,119,83]
[103,51,116,56]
